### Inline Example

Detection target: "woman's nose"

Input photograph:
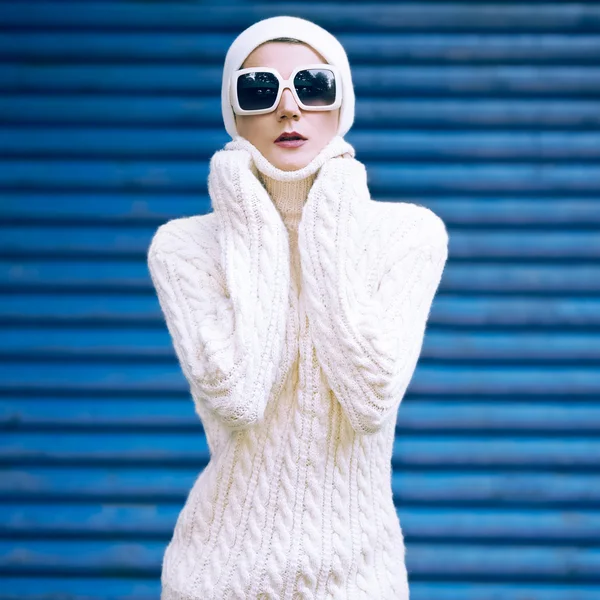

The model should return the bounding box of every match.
[276,87,300,119]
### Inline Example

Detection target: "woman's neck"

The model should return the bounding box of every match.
[256,170,317,234]
[225,136,355,230]
[223,135,356,234]
[219,134,357,289]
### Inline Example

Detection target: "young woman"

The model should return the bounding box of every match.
[147,15,449,599]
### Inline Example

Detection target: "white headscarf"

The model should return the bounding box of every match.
[221,15,355,139]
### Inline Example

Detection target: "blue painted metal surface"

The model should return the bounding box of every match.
[1,1,600,598]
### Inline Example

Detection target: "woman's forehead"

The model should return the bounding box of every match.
[241,42,328,77]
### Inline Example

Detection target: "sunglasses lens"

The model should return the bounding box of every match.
[237,71,279,111]
[294,68,337,107]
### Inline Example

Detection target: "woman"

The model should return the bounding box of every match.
[147,15,449,599]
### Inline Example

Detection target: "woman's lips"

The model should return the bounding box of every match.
[274,130,307,148]
[274,139,307,148]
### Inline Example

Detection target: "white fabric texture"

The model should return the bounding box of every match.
[147,135,449,599]
[221,15,355,139]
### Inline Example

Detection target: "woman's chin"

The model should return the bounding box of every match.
[265,143,315,171]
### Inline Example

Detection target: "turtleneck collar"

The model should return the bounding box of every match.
[222,135,356,232]
[255,170,316,233]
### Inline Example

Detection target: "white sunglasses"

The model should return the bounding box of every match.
[230,63,342,116]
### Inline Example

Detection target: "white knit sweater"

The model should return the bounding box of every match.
[147,135,449,599]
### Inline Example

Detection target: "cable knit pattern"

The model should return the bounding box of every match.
[298,154,449,435]
[147,134,449,599]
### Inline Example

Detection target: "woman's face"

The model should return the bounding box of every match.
[234,42,341,171]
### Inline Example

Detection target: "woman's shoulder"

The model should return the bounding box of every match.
[368,200,448,247]
[148,212,220,261]
[370,199,445,227]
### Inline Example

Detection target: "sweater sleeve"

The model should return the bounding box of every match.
[147,148,292,431]
[298,156,449,435]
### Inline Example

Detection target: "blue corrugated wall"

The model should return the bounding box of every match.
[2,2,600,598]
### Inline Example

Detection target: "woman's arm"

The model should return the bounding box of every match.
[299,156,449,435]
[147,148,292,430]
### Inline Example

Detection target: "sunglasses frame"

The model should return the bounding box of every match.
[230,63,342,116]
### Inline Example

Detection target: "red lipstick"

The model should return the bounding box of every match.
[274,131,307,148]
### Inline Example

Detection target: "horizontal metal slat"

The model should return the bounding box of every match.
[2,294,598,328]
[406,544,600,579]
[0,127,228,158]
[1,363,600,396]
[0,294,160,320]
[1,328,599,363]
[2,194,600,227]
[3,128,600,161]
[0,225,156,255]
[450,231,600,258]
[3,65,600,96]
[4,225,600,259]
[0,503,178,537]
[3,398,600,433]
[435,296,600,327]
[3,32,600,64]
[425,332,600,361]
[1,3,600,33]
[398,584,600,600]
[3,431,600,467]
[0,576,158,600]
[2,580,600,600]
[4,467,599,504]
[1,579,599,600]
[0,363,190,395]
[0,194,207,221]
[0,260,153,287]
[3,504,600,543]
[427,198,600,226]
[3,260,600,293]
[0,327,169,352]
[441,264,600,293]
[0,397,197,428]
[2,97,599,129]
[0,539,162,573]
[2,539,600,579]
[1,160,600,193]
